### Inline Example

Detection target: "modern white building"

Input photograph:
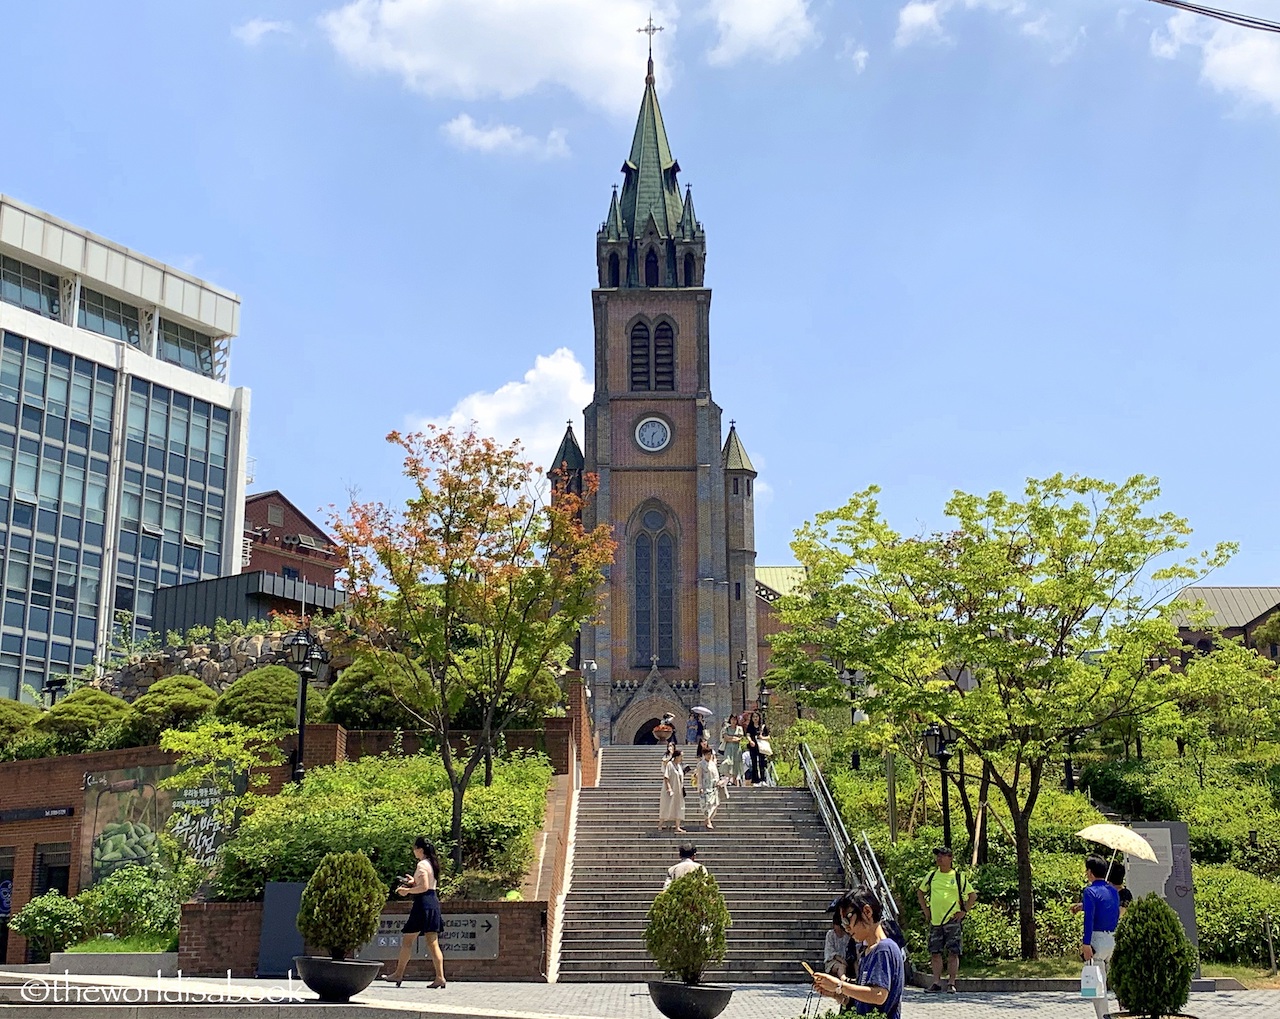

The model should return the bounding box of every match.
[0,195,249,696]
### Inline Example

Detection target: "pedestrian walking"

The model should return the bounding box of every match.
[379,837,446,989]
[812,887,904,1019]
[824,900,851,978]
[720,717,745,787]
[664,842,705,888]
[695,745,724,829]
[744,711,769,785]
[658,748,688,834]
[1080,854,1121,1019]
[686,711,700,745]
[916,846,975,994]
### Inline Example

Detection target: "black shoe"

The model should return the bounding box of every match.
[926,984,942,994]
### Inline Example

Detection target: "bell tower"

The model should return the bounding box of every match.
[572,41,757,745]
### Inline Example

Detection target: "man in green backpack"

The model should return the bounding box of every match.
[916,847,976,994]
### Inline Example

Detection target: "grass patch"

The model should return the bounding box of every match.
[956,957,1280,990]
[66,933,177,954]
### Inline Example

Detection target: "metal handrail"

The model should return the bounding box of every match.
[798,743,901,924]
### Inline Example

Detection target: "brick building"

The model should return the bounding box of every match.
[242,490,338,587]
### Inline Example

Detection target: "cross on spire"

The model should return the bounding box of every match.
[638,15,663,83]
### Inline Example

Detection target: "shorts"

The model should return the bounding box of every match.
[928,921,963,956]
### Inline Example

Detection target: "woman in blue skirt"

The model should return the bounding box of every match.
[381,837,446,988]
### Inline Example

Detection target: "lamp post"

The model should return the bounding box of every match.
[840,668,868,770]
[285,627,328,784]
[43,674,67,707]
[923,722,955,849]
[757,678,772,724]
[737,651,748,713]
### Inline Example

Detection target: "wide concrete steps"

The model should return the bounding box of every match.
[558,745,840,984]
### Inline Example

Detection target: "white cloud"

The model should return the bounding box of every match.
[441,114,569,159]
[319,0,677,115]
[704,0,819,66]
[412,349,593,476]
[1151,9,1280,114]
[233,18,293,46]
[839,37,870,73]
[895,1,949,47]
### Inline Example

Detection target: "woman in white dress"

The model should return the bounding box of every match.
[658,748,687,833]
[720,717,745,787]
[695,746,723,830]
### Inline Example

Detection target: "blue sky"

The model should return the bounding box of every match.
[5,1,1280,582]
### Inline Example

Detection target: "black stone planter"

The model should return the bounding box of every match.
[647,980,734,1019]
[1104,1013,1200,1019]
[293,956,383,1003]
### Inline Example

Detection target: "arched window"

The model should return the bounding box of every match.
[634,508,676,667]
[683,252,696,287]
[645,249,660,287]
[630,322,651,391]
[654,322,674,390]
[608,252,620,288]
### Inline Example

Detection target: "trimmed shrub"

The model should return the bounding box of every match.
[1109,893,1196,1018]
[8,891,87,961]
[214,665,323,729]
[78,865,184,940]
[296,851,387,959]
[0,697,40,740]
[644,868,731,984]
[130,675,217,744]
[1079,760,1179,821]
[323,657,419,731]
[33,688,133,750]
[958,903,1020,960]
[1193,863,1280,964]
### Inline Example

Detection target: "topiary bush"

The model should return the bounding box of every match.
[0,697,40,740]
[33,688,134,751]
[1109,893,1196,1018]
[644,867,732,984]
[8,891,87,961]
[214,665,322,729]
[323,656,419,731]
[129,675,217,744]
[296,851,387,960]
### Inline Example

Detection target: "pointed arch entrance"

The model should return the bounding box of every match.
[616,695,686,747]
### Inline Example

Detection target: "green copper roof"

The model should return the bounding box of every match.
[618,60,684,239]
[550,423,585,473]
[722,423,756,473]
[756,567,807,600]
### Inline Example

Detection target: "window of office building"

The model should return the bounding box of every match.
[78,287,142,347]
[158,319,216,379]
[0,256,60,320]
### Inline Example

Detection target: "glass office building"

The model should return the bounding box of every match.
[0,195,248,698]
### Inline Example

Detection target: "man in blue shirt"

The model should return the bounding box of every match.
[1080,855,1121,1019]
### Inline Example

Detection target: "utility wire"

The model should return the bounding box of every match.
[1147,0,1280,33]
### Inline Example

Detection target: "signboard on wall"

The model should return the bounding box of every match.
[79,765,238,888]
[356,913,500,961]
[1126,821,1198,948]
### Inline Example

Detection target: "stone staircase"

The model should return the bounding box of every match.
[557,745,843,982]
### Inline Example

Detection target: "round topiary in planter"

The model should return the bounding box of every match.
[293,851,387,1003]
[644,867,734,1019]
[1106,893,1199,1019]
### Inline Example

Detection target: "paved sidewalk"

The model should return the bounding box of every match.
[1,971,1277,1018]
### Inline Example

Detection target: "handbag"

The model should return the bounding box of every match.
[755,736,773,758]
[1079,963,1106,999]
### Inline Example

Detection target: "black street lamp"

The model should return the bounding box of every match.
[923,722,956,849]
[43,674,68,707]
[840,668,867,770]
[737,651,748,712]
[757,679,772,723]
[285,628,329,784]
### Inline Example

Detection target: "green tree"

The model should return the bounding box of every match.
[0,697,40,741]
[159,719,285,831]
[214,665,323,730]
[323,656,419,731]
[33,687,133,750]
[330,426,615,870]
[130,675,218,744]
[770,474,1232,958]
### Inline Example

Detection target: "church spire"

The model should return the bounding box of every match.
[722,421,756,474]
[619,38,683,240]
[550,421,585,473]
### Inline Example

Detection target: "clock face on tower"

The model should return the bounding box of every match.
[635,416,671,452]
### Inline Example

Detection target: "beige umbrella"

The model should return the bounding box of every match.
[1076,823,1158,862]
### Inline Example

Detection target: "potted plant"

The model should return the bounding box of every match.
[644,868,734,1019]
[1106,893,1199,1019]
[293,851,387,1003]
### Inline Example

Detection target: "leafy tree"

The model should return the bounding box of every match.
[33,687,133,750]
[0,697,40,741]
[770,474,1233,958]
[214,665,323,730]
[330,426,614,869]
[159,719,285,831]
[130,675,217,744]
[323,656,419,731]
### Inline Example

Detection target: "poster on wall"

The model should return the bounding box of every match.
[79,765,238,889]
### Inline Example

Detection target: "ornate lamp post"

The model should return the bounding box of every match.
[285,627,329,784]
[922,722,956,849]
[737,651,748,713]
[839,668,868,770]
[757,678,772,724]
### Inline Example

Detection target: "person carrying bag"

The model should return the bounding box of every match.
[915,847,976,994]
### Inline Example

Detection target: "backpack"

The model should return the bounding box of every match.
[924,868,972,924]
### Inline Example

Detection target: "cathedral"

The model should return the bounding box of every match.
[551,52,799,745]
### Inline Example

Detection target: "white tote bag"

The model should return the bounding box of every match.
[1079,963,1106,999]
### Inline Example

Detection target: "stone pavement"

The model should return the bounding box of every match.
[1,971,1277,1019]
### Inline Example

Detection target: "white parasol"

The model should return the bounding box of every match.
[1075,823,1158,862]
[691,706,713,716]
